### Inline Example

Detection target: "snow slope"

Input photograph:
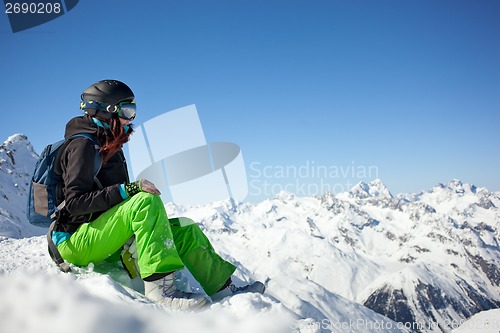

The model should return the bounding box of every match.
[1,134,499,333]
[452,308,500,333]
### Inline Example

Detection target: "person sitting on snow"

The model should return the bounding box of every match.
[49,79,264,310]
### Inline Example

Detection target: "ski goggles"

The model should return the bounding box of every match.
[81,100,137,120]
[112,101,136,120]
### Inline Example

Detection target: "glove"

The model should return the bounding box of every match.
[125,179,161,197]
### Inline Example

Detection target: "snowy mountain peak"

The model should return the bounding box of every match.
[3,133,29,144]
[435,179,479,196]
[2,133,36,152]
[422,179,497,214]
[448,178,478,194]
[274,190,296,202]
[0,134,43,238]
[1,133,38,174]
[350,178,393,199]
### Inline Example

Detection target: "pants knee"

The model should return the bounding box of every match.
[131,192,163,207]
[128,192,167,226]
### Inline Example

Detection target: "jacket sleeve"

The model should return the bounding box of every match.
[60,137,124,216]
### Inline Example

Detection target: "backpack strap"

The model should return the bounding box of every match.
[47,221,72,273]
[68,133,103,175]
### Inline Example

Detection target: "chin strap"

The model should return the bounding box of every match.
[92,117,130,132]
[92,117,111,129]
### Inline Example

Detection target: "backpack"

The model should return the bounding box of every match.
[26,133,102,228]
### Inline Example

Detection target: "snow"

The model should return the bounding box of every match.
[452,309,500,333]
[1,134,499,333]
[0,236,293,333]
[0,269,294,333]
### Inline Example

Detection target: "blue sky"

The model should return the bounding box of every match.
[1,0,499,202]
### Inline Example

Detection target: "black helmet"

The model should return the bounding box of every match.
[82,79,134,105]
[80,80,135,120]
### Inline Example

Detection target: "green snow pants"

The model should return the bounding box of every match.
[57,192,236,295]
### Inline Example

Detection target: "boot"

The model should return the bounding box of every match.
[144,273,207,311]
[210,280,266,302]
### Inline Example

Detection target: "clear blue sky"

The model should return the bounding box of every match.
[1,0,499,202]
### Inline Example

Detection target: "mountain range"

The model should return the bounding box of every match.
[1,133,499,333]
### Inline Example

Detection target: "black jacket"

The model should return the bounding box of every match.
[55,116,130,233]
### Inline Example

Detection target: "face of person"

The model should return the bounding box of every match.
[119,117,132,127]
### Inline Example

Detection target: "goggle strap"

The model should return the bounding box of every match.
[81,99,135,120]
